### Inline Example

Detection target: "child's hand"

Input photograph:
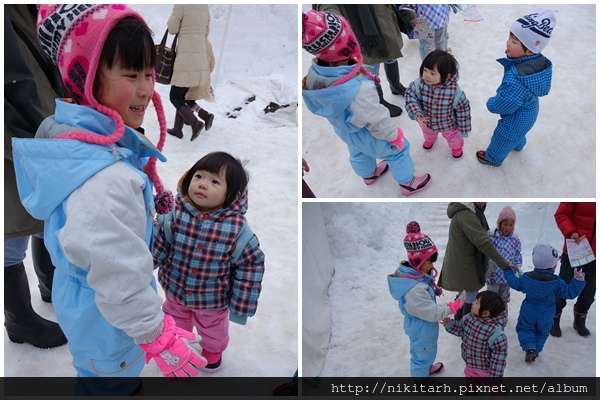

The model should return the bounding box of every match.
[416,114,429,127]
[573,268,586,281]
[440,317,451,325]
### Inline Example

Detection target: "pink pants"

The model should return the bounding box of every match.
[422,126,463,150]
[163,294,230,361]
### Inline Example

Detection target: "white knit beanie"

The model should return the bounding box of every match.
[510,9,556,53]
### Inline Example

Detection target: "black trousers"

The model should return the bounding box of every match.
[169,85,190,110]
[555,252,596,313]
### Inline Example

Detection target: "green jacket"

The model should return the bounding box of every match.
[313,4,406,65]
[438,203,510,292]
[4,5,63,238]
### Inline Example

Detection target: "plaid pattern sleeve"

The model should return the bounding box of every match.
[404,80,423,121]
[229,233,265,317]
[152,218,170,269]
[454,90,471,137]
[489,329,508,377]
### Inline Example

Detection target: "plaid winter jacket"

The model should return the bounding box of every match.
[405,72,471,137]
[445,310,508,377]
[488,230,522,284]
[153,188,265,317]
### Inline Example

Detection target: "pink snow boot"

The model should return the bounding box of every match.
[399,173,432,196]
[363,161,389,185]
[429,362,444,375]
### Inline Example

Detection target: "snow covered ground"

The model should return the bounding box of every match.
[3,4,298,380]
[304,202,596,378]
[301,4,596,198]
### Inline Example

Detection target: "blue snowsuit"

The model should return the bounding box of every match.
[387,262,451,377]
[303,61,415,184]
[12,100,166,383]
[485,53,552,164]
[504,268,584,353]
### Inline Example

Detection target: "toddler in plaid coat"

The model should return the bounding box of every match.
[442,291,508,378]
[477,9,555,166]
[405,50,471,160]
[153,152,265,371]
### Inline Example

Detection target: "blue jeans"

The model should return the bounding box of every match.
[4,237,30,267]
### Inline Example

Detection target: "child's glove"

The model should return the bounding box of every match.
[516,266,524,277]
[434,286,443,297]
[573,268,586,281]
[448,290,466,315]
[389,127,405,151]
[139,315,207,378]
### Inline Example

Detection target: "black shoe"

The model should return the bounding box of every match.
[573,309,590,337]
[525,349,538,363]
[476,150,502,166]
[384,60,407,96]
[376,85,403,117]
[203,357,222,372]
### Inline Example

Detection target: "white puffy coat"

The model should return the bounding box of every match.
[168,4,213,94]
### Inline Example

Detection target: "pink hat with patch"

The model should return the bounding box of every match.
[302,10,361,63]
[36,4,173,214]
[404,221,438,270]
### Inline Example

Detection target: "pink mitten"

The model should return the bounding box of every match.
[573,268,586,281]
[139,315,207,378]
[389,127,405,151]
[448,290,466,315]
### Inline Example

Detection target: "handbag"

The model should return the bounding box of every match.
[394,5,416,36]
[155,29,178,85]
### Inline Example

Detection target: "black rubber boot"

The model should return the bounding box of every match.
[383,60,407,96]
[376,85,403,117]
[4,263,67,349]
[31,236,54,303]
[178,105,204,141]
[573,308,590,337]
[550,312,562,337]
[167,110,184,139]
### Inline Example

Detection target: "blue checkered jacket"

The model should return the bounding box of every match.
[405,72,471,136]
[487,54,552,140]
[488,230,522,284]
[153,188,265,317]
[445,310,508,377]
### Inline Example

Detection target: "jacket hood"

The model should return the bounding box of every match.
[498,54,552,97]
[388,263,432,301]
[12,101,166,220]
[302,61,374,119]
[447,202,475,219]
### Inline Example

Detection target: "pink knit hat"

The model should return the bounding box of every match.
[404,221,438,270]
[37,4,173,214]
[302,10,379,88]
[496,206,517,228]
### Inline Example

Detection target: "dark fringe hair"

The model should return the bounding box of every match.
[420,49,459,85]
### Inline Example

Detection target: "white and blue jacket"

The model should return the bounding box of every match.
[12,100,167,376]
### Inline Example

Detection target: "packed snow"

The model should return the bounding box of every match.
[301,4,596,198]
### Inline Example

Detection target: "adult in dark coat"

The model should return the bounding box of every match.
[4,5,67,348]
[438,202,512,320]
[551,202,596,337]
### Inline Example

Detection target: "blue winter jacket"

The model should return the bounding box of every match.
[12,100,167,376]
[388,262,451,377]
[487,54,552,137]
[303,61,400,147]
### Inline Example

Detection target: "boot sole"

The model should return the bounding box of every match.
[7,333,67,349]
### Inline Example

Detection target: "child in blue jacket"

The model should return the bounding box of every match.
[388,221,465,379]
[302,10,432,196]
[477,9,556,166]
[504,244,585,363]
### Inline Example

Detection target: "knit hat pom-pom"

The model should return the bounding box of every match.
[406,221,421,234]
[155,190,174,215]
